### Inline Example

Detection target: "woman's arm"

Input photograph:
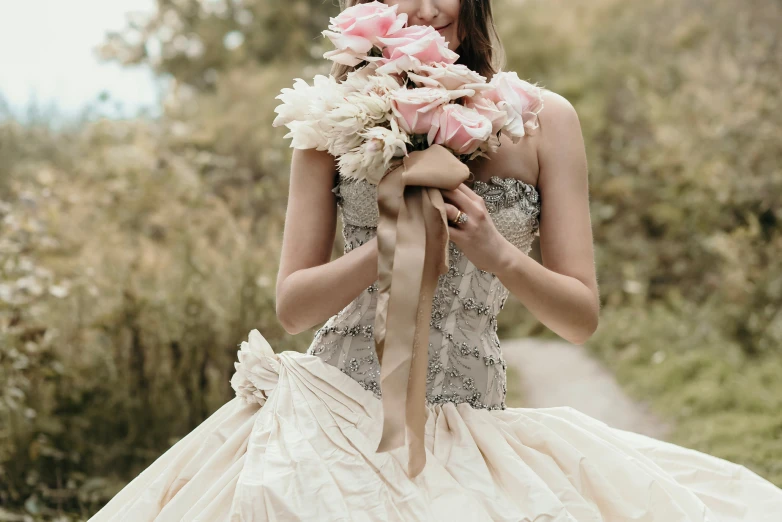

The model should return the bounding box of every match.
[275,147,378,335]
[493,91,600,344]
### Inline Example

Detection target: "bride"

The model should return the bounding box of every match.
[89,0,782,520]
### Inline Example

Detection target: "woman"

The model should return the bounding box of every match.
[89,0,782,520]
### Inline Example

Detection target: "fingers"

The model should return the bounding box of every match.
[442,184,474,209]
[444,202,462,223]
[447,222,465,242]
[455,182,483,203]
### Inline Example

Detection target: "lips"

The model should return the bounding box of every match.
[435,23,450,32]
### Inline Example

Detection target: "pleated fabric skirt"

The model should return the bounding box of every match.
[88,329,782,522]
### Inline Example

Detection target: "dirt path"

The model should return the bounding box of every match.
[503,337,670,439]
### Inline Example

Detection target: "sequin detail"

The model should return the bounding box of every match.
[310,174,540,411]
[333,176,541,239]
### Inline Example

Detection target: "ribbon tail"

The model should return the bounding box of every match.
[372,144,471,478]
[373,162,405,367]
[425,186,452,279]
[403,187,451,477]
[376,185,426,453]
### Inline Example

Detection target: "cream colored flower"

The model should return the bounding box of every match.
[272,74,341,128]
[322,90,393,156]
[273,74,347,150]
[338,119,410,184]
[343,61,405,98]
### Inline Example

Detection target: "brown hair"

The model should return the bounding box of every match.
[329,0,507,83]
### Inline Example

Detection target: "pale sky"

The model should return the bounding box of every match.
[0,0,163,121]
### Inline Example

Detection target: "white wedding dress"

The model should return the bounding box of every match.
[89,175,782,521]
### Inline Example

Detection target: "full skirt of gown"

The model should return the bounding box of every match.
[88,329,782,522]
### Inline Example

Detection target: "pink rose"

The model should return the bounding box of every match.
[375,25,459,75]
[463,94,508,135]
[407,63,490,93]
[389,87,453,135]
[483,71,544,143]
[322,1,408,66]
[428,104,493,155]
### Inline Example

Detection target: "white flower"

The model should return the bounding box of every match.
[338,119,410,184]
[342,62,404,99]
[273,75,331,127]
[341,61,381,92]
[281,120,330,150]
[272,74,347,150]
[320,67,404,156]
[322,90,393,157]
[273,64,406,155]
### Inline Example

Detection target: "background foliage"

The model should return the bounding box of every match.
[1,0,779,519]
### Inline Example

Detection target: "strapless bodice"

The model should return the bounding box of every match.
[306,174,541,411]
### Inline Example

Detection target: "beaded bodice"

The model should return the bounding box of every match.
[306,174,541,411]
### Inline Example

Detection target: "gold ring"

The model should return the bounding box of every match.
[451,210,468,225]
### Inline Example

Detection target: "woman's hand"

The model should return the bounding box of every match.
[441,183,511,273]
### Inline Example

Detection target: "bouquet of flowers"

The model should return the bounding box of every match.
[272,0,544,185]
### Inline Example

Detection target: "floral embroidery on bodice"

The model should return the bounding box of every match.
[306,174,541,411]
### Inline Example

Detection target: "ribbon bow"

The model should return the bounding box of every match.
[372,144,470,478]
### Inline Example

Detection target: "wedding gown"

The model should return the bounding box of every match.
[89,174,782,522]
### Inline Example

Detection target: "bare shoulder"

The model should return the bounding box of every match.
[535,89,587,184]
[537,89,582,141]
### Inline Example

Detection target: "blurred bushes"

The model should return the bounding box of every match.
[97,0,333,91]
[1,0,781,518]
[499,0,781,485]
[0,66,318,515]
[500,0,782,354]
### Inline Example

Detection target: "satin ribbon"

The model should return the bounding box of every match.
[372,144,470,478]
